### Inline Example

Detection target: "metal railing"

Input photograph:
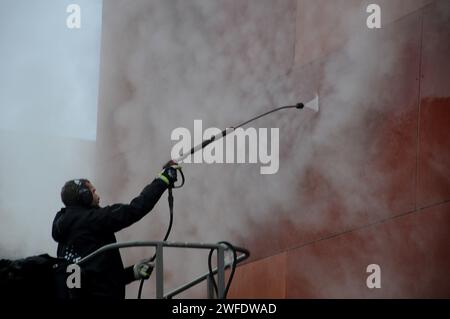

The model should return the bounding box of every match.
[76,241,250,299]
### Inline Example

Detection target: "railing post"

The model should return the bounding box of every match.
[206,274,215,299]
[217,245,225,299]
[155,243,164,299]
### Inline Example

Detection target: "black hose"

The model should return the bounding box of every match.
[207,241,238,299]
[137,187,174,299]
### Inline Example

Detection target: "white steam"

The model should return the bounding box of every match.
[0,0,102,259]
[95,0,425,298]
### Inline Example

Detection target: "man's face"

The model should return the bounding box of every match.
[86,181,100,207]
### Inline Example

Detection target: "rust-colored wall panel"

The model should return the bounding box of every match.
[418,97,450,207]
[285,202,450,298]
[242,11,422,261]
[295,0,363,67]
[417,0,450,207]
[228,253,286,298]
[295,0,433,67]
[365,0,433,25]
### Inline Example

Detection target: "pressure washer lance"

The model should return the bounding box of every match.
[173,96,319,163]
[138,97,318,298]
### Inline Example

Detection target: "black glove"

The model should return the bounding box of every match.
[158,160,180,186]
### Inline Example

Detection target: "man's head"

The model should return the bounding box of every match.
[61,179,100,208]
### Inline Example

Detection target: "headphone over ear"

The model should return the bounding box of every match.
[74,179,93,207]
[61,179,93,207]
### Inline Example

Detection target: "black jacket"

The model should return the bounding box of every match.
[52,178,167,299]
[0,254,68,299]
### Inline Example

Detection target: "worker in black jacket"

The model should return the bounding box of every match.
[52,161,179,299]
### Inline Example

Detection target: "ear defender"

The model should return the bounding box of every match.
[74,179,93,207]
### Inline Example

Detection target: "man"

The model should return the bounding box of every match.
[52,161,179,299]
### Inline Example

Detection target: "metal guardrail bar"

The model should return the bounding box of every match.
[207,275,215,299]
[75,240,250,299]
[77,241,246,265]
[155,243,164,299]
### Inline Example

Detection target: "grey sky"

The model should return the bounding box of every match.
[0,0,102,140]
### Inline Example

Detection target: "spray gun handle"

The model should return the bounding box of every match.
[172,166,185,189]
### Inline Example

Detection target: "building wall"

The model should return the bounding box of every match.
[97,0,450,298]
[229,0,450,298]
